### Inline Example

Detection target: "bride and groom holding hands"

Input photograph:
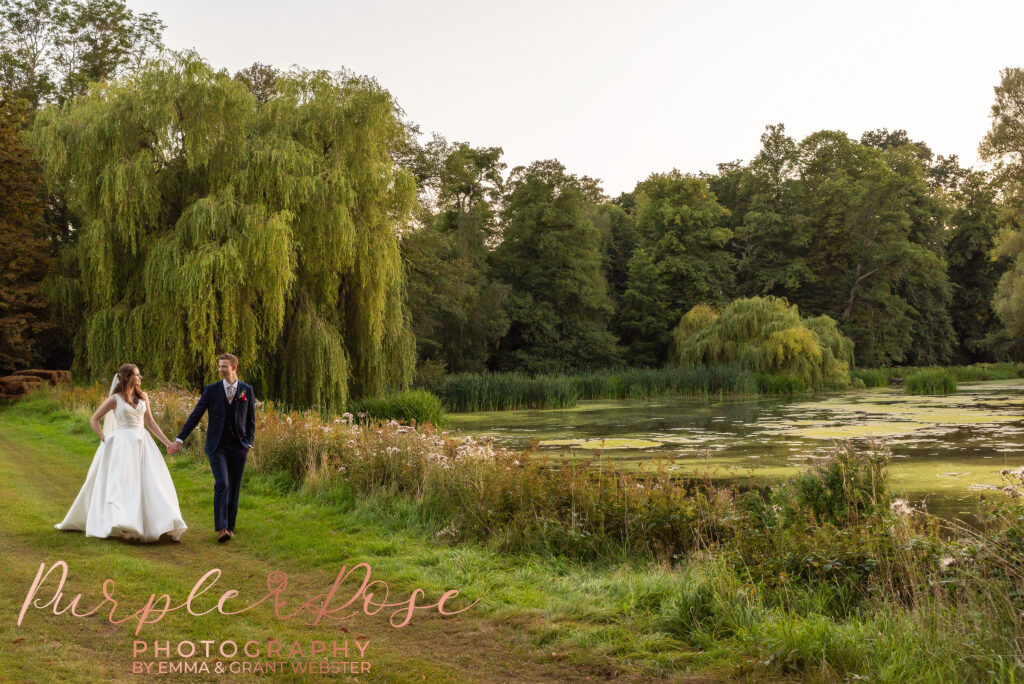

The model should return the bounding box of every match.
[55,354,256,544]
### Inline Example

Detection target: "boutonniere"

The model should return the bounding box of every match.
[238,391,247,402]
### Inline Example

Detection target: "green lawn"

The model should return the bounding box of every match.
[0,404,721,683]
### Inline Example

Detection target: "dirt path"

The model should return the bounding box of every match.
[0,419,702,683]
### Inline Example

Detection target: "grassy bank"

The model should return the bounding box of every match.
[6,384,1024,681]
[852,362,1024,388]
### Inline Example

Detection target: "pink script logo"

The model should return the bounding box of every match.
[18,560,478,635]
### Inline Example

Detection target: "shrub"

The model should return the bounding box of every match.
[787,441,891,526]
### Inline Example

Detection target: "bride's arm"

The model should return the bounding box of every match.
[141,392,173,448]
[90,396,117,442]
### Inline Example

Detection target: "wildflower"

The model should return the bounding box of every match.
[436,523,459,540]
[939,556,956,570]
[341,412,353,425]
[889,499,914,516]
[285,416,293,425]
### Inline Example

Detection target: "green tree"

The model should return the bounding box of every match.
[31,52,417,410]
[672,296,854,390]
[402,137,509,374]
[233,62,280,104]
[979,67,1024,357]
[940,170,1006,361]
[723,126,956,366]
[1,0,165,370]
[0,0,163,108]
[0,95,50,373]
[590,200,637,307]
[616,247,667,365]
[617,170,734,364]
[491,159,620,372]
[727,125,812,300]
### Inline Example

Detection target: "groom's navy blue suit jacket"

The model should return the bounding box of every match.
[177,381,257,456]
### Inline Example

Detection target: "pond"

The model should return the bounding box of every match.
[447,379,1024,523]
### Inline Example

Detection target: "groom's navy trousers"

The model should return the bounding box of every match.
[210,447,246,532]
[210,394,248,531]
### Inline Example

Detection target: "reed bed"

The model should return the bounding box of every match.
[428,365,760,412]
[905,367,959,395]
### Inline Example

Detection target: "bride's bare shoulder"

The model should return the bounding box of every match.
[139,390,149,402]
[93,394,117,415]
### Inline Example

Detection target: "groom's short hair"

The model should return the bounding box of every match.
[218,353,239,368]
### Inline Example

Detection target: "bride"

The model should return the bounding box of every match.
[55,364,188,542]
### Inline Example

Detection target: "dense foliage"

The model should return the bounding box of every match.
[0,96,50,373]
[671,296,854,390]
[31,53,417,410]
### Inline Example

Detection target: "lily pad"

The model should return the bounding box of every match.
[578,438,663,449]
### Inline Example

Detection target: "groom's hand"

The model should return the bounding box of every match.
[167,442,181,455]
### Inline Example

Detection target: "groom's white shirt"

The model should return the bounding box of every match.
[175,379,241,444]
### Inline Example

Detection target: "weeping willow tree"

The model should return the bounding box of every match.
[671,296,854,390]
[30,52,417,411]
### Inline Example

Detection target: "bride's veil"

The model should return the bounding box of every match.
[102,374,119,437]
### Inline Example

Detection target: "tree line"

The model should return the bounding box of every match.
[403,119,1024,378]
[3,0,1024,407]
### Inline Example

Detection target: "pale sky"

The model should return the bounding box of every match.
[128,0,1024,197]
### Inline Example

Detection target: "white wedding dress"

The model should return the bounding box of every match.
[55,393,188,542]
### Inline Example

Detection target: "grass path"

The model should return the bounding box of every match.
[0,410,704,683]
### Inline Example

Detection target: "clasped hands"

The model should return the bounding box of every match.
[166,441,182,455]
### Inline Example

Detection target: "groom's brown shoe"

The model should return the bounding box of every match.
[217,530,231,543]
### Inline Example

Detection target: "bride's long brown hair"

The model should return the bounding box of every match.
[112,363,144,406]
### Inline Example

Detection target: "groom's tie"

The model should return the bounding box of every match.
[227,385,235,404]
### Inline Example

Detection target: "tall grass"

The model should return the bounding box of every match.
[858,362,1024,386]
[905,368,958,395]
[348,390,447,426]
[428,366,762,412]
[851,367,890,387]
[946,362,1024,382]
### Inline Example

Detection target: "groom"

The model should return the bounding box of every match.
[169,354,256,543]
